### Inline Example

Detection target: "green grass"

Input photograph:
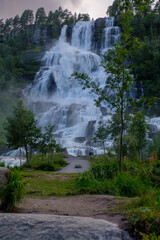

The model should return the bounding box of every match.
[22,171,79,198]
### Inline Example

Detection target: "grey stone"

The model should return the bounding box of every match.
[85,121,96,138]
[0,167,10,190]
[74,137,86,143]
[0,214,133,240]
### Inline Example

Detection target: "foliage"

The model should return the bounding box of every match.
[128,210,160,239]
[115,172,145,197]
[0,168,26,211]
[37,124,66,161]
[35,162,56,171]
[90,161,118,179]
[0,7,90,42]
[93,124,109,154]
[129,112,149,159]
[73,152,150,197]
[114,134,139,161]
[107,0,122,17]
[20,9,34,27]
[22,153,67,171]
[148,133,160,160]
[35,8,47,25]
[73,0,154,171]
[4,100,41,166]
[0,162,5,167]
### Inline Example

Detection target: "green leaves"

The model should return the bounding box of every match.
[0,168,26,211]
[4,100,41,164]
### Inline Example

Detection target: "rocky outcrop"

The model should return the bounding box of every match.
[0,167,10,191]
[5,25,55,47]
[66,18,108,53]
[0,214,133,240]
[66,23,74,44]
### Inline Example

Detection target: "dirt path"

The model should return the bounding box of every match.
[6,195,129,230]
[56,156,90,173]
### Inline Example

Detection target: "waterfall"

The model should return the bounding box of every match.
[24,18,120,156]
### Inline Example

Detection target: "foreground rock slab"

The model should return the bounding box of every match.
[0,213,132,240]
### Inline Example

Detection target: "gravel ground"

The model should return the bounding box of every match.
[56,156,90,173]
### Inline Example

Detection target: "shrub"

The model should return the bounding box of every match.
[115,172,145,197]
[152,161,160,177]
[90,161,118,180]
[35,162,55,171]
[74,170,118,195]
[22,153,67,171]
[0,162,5,167]
[128,210,160,239]
[141,233,160,240]
[0,168,26,211]
[74,171,102,194]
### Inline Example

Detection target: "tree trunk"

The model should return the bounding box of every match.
[29,148,33,165]
[19,147,22,168]
[119,95,124,172]
[25,145,29,166]
[103,142,106,154]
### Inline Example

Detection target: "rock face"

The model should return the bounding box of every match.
[5,25,54,47]
[0,214,133,240]
[0,167,10,190]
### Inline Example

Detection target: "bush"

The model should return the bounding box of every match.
[115,172,145,197]
[90,161,118,180]
[22,153,67,171]
[35,162,55,171]
[74,171,103,194]
[141,233,160,240]
[128,210,160,239]
[0,168,26,211]
[0,162,5,167]
[152,161,160,177]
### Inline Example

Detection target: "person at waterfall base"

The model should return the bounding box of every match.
[89,149,93,157]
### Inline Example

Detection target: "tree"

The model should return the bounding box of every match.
[43,124,56,162]
[72,0,153,171]
[3,18,13,35]
[114,134,138,161]
[20,10,34,27]
[129,112,149,159]
[13,15,21,29]
[37,123,64,161]
[107,0,122,17]
[35,8,47,25]
[5,100,41,166]
[93,124,109,154]
[0,19,4,40]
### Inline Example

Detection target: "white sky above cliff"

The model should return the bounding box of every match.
[0,0,113,20]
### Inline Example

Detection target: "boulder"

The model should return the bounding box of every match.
[0,167,10,191]
[0,214,133,240]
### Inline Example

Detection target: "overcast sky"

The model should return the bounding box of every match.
[0,0,114,20]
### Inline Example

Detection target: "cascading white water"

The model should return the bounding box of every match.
[24,17,120,156]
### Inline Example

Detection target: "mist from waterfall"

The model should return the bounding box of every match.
[24,17,120,156]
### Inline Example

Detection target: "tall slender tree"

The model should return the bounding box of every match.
[73,0,154,171]
[35,8,47,25]
[20,10,34,27]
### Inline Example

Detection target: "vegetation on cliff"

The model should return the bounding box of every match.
[107,0,160,115]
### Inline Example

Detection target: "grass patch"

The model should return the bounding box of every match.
[72,154,160,239]
[22,170,78,198]
[22,153,67,171]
